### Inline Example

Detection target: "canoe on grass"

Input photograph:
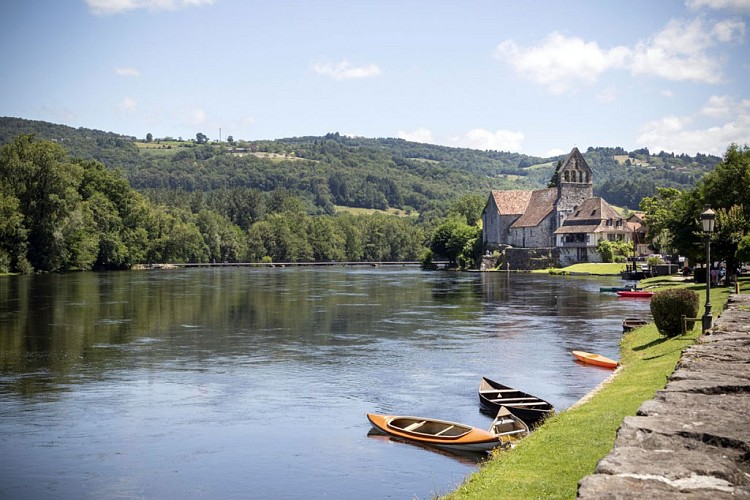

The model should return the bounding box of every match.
[622,317,649,333]
[616,290,654,298]
[572,350,618,369]
[366,412,518,453]
[478,377,554,427]
[489,406,530,445]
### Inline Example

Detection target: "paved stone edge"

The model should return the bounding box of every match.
[577,294,750,498]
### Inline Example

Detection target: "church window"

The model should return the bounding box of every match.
[564,171,570,182]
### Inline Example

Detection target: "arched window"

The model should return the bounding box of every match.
[585,172,590,183]
[564,171,570,182]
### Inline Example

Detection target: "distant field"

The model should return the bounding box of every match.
[334,206,418,217]
[614,154,650,167]
[407,157,440,165]
[525,161,555,170]
[249,152,307,162]
[135,141,188,157]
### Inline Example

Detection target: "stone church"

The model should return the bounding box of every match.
[482,147,634,266]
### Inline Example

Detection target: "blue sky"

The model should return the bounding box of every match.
[2,0,749,157]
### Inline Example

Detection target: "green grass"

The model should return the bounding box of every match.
[333,205,418,217]
[445,282,734,500]
[532,262,626,275]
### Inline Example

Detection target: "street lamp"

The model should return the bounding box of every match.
[701,206,716,332]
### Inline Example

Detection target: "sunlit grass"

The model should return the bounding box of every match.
[445,282,733,499]
[532,262,626,275]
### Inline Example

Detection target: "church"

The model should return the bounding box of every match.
[481,147,636,266]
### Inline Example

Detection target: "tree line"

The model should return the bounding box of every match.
[0,135,426,274]
[640,144,750,278]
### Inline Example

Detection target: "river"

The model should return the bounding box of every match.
[0,267,650,499]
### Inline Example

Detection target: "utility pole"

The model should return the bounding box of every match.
[219,128,222,142]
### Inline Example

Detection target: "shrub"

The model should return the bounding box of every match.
[650,288,699,337]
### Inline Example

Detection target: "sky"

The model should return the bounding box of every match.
[1,0,749,157]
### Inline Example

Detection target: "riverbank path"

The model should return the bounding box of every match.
[578,293,750,498]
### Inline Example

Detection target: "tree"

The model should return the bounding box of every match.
[713,205,746,279]
[0,191,28,273]
[146,133,153,143]
[196,132,208,144]
[700,144,750,277]
[430,218,481,267]
[0,135,85,271]
[548,160,562,188]
[226,135,234,145]
[701,144,750,222]
[449,194,485,226]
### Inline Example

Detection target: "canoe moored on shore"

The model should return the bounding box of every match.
[572,350,619,369]
[622,317,649,333]
[366,412,514,452]
[478,377,554,427]
[616,290,654,298]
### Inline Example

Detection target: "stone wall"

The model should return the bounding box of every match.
[486,247,560,270]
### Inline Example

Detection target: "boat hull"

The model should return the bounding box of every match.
[478,378,554,427]
[366,413,504,452]
[572,350,618,369]
[622,318,649,333]
[616,291,654,298]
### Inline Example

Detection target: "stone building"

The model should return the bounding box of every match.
[481,147,635,266]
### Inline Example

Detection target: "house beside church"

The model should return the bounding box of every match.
[481,147,637,266]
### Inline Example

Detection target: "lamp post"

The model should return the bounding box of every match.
[701,207,715,332]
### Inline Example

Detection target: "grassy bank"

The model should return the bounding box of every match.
[532,263,626,275]
[446,280,737,499]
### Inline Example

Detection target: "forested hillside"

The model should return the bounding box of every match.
[0,117,721,215]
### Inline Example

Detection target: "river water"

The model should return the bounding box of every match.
[0,267,650,499]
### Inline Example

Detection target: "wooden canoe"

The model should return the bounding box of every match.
[572,350,618,369]
[616,290,654,298]
[599,286,640,293]
[366,413,509,452]
[622,317,649,333]
[489,406,530,444]
[478,377,554,427]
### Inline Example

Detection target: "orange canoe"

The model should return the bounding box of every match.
[366,413,515,452]
[572,350,618,369]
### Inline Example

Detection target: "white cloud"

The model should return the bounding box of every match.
[494,33,629,94]
[312,60,381,81]
[495,17,744,93]
[87,0,215,16]
[629,18,741,83]
[544,148,567,157]
[118,96,137,112]
[701,95,733,117]
[115,66,140,77]
[686,0,750,13]
[451,128,525,152]
[661,89,675,97]
[397,127,434,144]
[242,115,256,126]
[636,95,750,155]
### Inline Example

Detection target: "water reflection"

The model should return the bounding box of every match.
[0,268,651,499]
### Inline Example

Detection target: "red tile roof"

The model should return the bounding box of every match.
[511,188,557,228]
[490,190,533,215]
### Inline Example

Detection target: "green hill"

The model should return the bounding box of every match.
[0,117,721,214]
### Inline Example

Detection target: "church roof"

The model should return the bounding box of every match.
[554,197,630,234]
[560,147,592,174]
[489,190,533,215]
[511,188,557,228]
